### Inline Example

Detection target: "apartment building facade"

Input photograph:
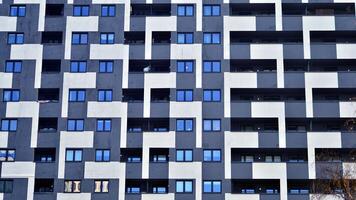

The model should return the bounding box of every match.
[1,0,356,199]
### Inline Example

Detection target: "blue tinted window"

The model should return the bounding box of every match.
[203,61,221,73]
[176,90,193,101]
[96,149,110,161]
[203,90,221,102]
[177,5,194,16]
[97,119,111,132]
[67,119,84,131]
[3,90,20,102]
[99,61,113,73]
[177,33,193,44]
[176,181,193,193]
[1,119,17,132]
[73,5,89,16]
[5,61,22,73]
[203,150,221,162]
[177,61,193,72]
[100,33,115,44]
[98,90,113,102]
[10,5,26,17]
[69,90,85,102]
[7,33,24,44]
[203,33,220,44]
[203,119,221,132]
[176,150,192,162]
[72,33,88,44]
[66,149,82,162]
[176,119,193,132]
[102,5,115,16]
[203,181,221,193]
[70,61,86,72]
[203,5,220,16]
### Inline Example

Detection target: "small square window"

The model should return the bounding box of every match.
[177,61,194,73]
[73,5,89,16]
[9,5,26,17]
[203,61,221,73]
[99,61,113,73]
[101,5,115,17]
[177,5,194,16]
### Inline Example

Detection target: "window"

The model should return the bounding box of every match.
[176,90,193,102]
[0,149,15,162]
[65,149,82,162]
[99,61,113,73]
[96,119,111,132]
[101,5,115,17]
[45,4,64,16]
[68,89,85,102]
[67,119,84,131]
[203,90,221,102]
[177,60,194,72]
[177,5,194,16]
[100,33,115,44]
[34,179,54,193]
[94,180,109,193]
[42,60,61,73]
[203,61,221,73]
[176,180,193,193]
[98,90,113,102]
[9,5,26,16]
[0,180,13,193]
[241,155,254,162]
[203,150,221,162]
[41,32,63,44]
[177,33,194,44]
[203,181,221,193]
[7,33,24,44]
[203,33,221,44]
[3,90,20,102]
[95,149,110,162]
[70,61,87,72]
[34,148,56,162]
[9,5,26,17]
[176,119,193,132]
[203,5,220,16]
[176,149,193,162]
[0,119,17,132]
[127,187,140,193]
[203,119,221,132]
[72,32,88,44]
[73,5,89,16]
[5,61,22,73]
[64,180,81,193]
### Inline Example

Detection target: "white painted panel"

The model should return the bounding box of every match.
[224,72,257,118]
[0,17,17,31]
[84,162,125,179]
[224,131,258,179]
[6,102,39,147]
[0,73,13,88]
[223,16,256,59]
[144,73,176,117]
[0,133,8,147]
[307,132,342,179]
[10,44,43,88]
[252,163,287,200]
[304,72,338,117]
[337,44,356,59]
[57,193,91,200]
[225,193,260,200]
[1,162,35,178]
[250,44,284,88]
[141,193,175,200]
[90,44,129,60]
[302,16,335,59]
[339,102,356,117]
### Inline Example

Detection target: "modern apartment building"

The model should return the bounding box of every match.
[1,0,356,200]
